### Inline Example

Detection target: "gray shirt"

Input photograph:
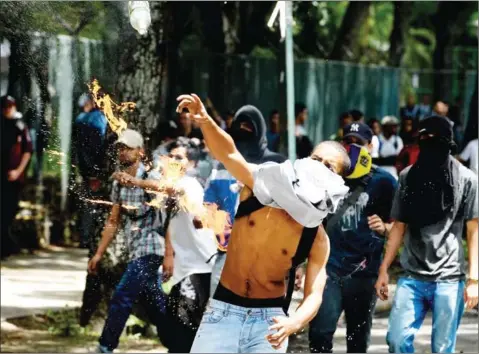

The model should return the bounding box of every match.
[391,160,478,282]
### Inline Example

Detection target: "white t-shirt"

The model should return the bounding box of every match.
[378,134,403,179]
[168,176,217,286]
[378,134,404,157]
[460,139,478,174]
[371,135,380,158]
[296,124,307,137]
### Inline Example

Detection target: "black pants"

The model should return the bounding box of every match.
[79,263,127,327]
[309,271,377,353]
[164,273,211,353]
[1,180,21,258]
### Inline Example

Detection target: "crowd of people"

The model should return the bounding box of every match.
[1,90,478,354]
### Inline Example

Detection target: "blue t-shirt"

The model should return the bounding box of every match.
[326,167,398,278]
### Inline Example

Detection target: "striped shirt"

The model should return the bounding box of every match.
[111,163,164,261]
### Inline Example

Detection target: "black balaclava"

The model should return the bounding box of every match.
[402,115,458,228]
[229,105,286,164]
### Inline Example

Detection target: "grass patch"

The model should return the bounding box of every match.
[2,307,166,353]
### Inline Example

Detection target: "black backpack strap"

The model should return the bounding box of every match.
[283,226,319,315]
[235,195,265,219]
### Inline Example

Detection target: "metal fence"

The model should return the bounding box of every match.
[178,52,400,142]
[400,69,477,128]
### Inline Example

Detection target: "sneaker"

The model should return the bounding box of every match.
[96,344,113,353]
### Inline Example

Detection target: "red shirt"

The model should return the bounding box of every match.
[2,118,33,184]
[396,144,420,174]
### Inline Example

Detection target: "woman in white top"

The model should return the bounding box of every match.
[377,116,403,179]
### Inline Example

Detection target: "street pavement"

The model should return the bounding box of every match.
[1,247,88,321]
[1,248,478,353]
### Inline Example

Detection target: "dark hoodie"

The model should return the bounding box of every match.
[204,105,286,252]
[229,105,286,164]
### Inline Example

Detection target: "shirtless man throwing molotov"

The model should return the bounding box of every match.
[176,94,350,353]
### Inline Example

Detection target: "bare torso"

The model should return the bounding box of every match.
[220,187,305,299]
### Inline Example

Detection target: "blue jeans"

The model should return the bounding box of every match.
[386,277,465,353]
[98,255,167,352]
[309,271,377,353]
[190,299,288,353]
[210,252,227,296]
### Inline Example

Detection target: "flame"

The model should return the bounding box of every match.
[159,156,185,184]
[201,203,232,236]
[142,156,232,235]
[88,79,134,135]
[82,198,138,210]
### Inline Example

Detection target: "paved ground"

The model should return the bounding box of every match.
[1,247,88,321]
[288,311,479,353]
[1,248,478,353]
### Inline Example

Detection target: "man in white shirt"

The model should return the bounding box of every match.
[162,138,217,353]
[459,139,478,174]
[378,116,403,179]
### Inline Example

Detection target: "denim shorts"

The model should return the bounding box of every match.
[191,298,288,353]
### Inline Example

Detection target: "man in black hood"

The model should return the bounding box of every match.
[375,115,478,353]
[229,105,286,164]
[205,105,286,297]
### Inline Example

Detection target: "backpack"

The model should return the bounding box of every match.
[234,196,318,315]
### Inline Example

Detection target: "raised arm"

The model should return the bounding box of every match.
[176,94,254,189]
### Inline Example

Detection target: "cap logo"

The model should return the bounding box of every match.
[351,124,359,132]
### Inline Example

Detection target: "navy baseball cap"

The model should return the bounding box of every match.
[343,122,373,143]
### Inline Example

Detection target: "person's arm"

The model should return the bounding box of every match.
[465,219,478,309]
[9,126,33,181]
[112,170,175,194]
[163,228,174,281]
[15,152,32,176]
[88,204,121,273]
[266,227,330,349]
[375,221,407,300]
[458,142,472,165]
[466,219,478,280]
[368,215,394,237]
[464,173,479,309]
[176,94,254,189]
[293,227,329,325]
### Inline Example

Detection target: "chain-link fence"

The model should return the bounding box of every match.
[177,52,401,143]
[400,69,477,128]
[177,51,477,144]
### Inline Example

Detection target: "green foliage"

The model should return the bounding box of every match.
[0,1,119,40]
[250,46,276,59]
[46,306,82,337]
[402,27,436,69]
[358,2,394,65]
[292,1,348,57]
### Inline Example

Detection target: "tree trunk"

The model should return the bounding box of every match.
[433,1,475,102]
[116,1,168,148]
[388,2,414,67]
[463,74,478,148]
[163,2,193,122]
[197,3,227,112]
[329,1,372,61]
[7,35,33,111]
[235,2,275,55]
